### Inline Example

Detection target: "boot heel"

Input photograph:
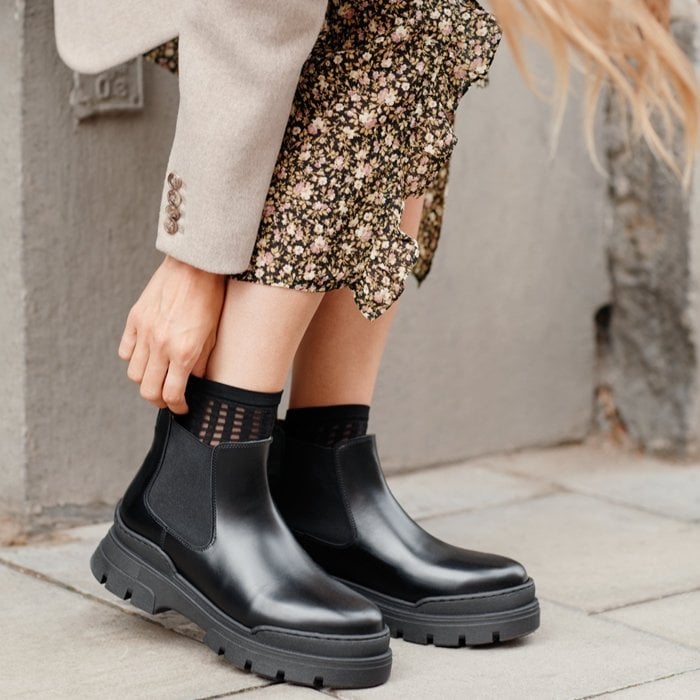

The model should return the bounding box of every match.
[90,528,163,616]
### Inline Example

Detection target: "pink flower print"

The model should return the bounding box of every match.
[359,108,378,128]
[470,57,485,75]
[338,3,354,20]
[310,235,328,254]
[356,226,372,242]
[391,25,409,42]
[307,117,326,135]
[373,288,393,306]
[293,181,313,200]
[377,87,398,106]
[333,155,346,169]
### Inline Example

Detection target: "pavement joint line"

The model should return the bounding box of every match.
[416,489,562,524]
[193,682,278,699]
[0,556,201,642]
[554,489,700,525]
[593,585,700,614]
[469,462,700,525]
[322,690,350,700]
[537,595,700,655]
[591,614,700,655]
[384,440,585,480]
[573,665,700,699]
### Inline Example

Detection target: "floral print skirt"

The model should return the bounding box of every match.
[144,0,501,319]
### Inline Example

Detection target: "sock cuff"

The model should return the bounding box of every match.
[286,404,370,422]
[186,374,283,408]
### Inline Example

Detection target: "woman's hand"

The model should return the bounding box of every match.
[118,255,226,414]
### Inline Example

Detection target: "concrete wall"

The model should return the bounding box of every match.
[1,2,177,537]
[0,0,28,537]
[374,45,610,470]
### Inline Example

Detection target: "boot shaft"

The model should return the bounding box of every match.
[121,408,272,549]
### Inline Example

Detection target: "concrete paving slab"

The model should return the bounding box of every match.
[489,444,700,522]
[0,565,266,699]
[594,669,700,698]
[386,463,555,520]
[601,591,700,650]
[326,601,699,700]
[0,521,201,639]
[421,492,700,613]
[223,684,323,698]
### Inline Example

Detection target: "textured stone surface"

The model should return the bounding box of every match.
[602,9,700,457]
[386,462,555,520]
[0,565,266,699]
[4,443,700,698]
[602,591,700,650]
[220,685,319,699]
[595,670,700,698]
[491,443,700,521]
[423,492,700,613]
[331,601,699,700]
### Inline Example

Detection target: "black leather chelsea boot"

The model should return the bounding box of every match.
[90,409,391,688]
[269,425,540,648]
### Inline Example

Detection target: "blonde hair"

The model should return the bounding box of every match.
[489,0,700,181]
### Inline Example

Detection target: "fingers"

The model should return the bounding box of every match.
[118,313,138,361]
[122,323,199,412]
[140,352,169,409]
[126,336,149,385]
[190,343,212,379]
[162,363,190,414]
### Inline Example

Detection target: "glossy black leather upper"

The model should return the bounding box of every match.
[120,409,384,635]
[273,432,529,602]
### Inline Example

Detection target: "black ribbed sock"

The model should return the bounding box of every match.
[284,404,370,447]
[176,375,282,446]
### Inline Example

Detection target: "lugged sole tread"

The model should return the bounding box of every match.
[91,529,392,689]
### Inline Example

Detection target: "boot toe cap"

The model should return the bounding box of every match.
[450,550,530,594]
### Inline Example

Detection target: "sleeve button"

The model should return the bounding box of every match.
[164,219,179,235]
[167,172,183,189]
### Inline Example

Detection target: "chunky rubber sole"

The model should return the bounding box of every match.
[90,517,392,689]
[336,578,540,647]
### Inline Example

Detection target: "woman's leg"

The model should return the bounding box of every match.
[207,279,325,392]
[170,279,325,447]
[289,196,424,408]
[274,196,539,649]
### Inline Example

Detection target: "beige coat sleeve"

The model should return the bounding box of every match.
[155,0,328,273]
[54,0,327,273]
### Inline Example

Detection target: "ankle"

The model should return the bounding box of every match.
[176,375,282,446]
[284,404,370,447]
